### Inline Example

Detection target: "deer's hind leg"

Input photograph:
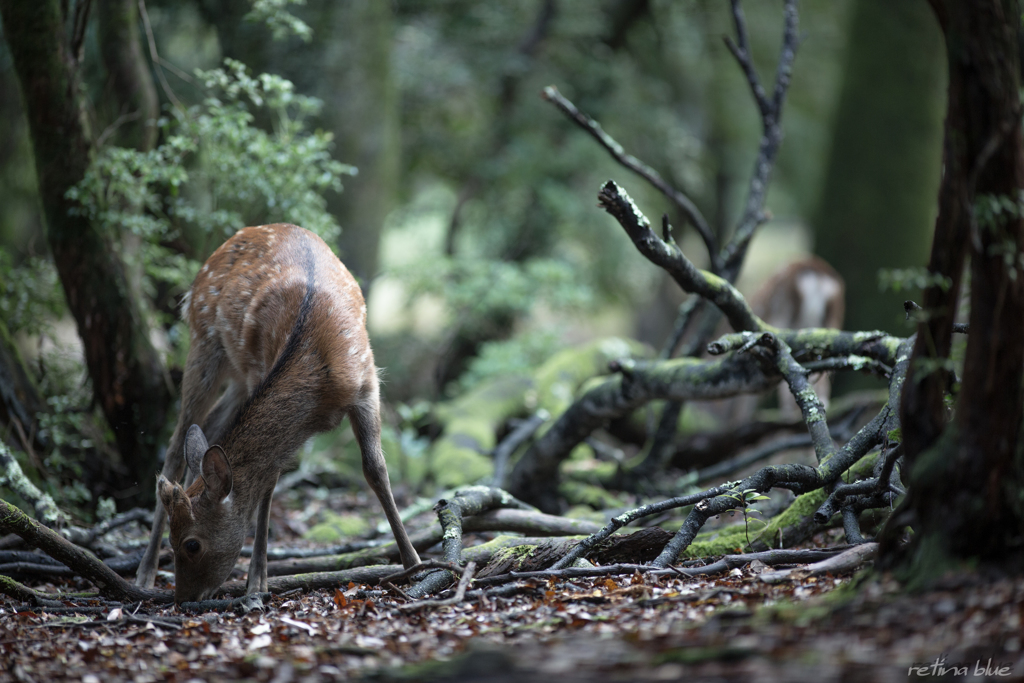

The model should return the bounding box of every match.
[349,391,421,570]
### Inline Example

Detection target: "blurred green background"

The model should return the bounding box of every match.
[0,0,946,515]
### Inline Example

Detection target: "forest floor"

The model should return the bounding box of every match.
[1,488,1022,683]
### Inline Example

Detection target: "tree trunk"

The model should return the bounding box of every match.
[96,0,159,151]
[897,0,1024,569]
[324,0,399,290]
[813,0,945,335]
[0,0,171,505]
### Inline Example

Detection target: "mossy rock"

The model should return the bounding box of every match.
[304,511,372,544]
[430,437,495,489]
[424,337,653,489]
[559,479,626,510]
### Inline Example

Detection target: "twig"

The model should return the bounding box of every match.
[597,181,763,333]
[64,508,152,547]
[650,406,889,568]
[542,86,719,263]
[384,581,412,601]
[722,0,769,118]
[905,300,969,334]
[475,548,848,589]
[802,356,893,378]
[719,0,799,274]
[550,486,734,571]
[138,0,185,114]
[396,561,477,612]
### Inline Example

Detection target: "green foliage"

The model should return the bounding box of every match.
[0,252,65,336]
[457,329,565,392]
[245,0,312,42]
[877,267,952,294]
[67,58,353,332]
[973,191,1024,231]
[403,256,591,326]
[723,487,771,549]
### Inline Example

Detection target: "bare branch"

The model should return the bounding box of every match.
[719,0,800,275]
[722,0,769,118]
[396,562,477,612]
[597,180,763,332]
[542,86,719,264]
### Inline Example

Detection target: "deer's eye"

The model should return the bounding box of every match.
[184,539,201,555]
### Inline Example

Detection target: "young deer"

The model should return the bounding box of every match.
[135,224,421,602]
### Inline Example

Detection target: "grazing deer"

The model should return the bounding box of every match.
[135,224,421,602]
[754,256,845,418]
[707,256,845,426]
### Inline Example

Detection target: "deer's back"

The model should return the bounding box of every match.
[184,224,374,424]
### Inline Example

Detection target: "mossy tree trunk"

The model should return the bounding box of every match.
[0,0,171,505]
[896,0,1024,570]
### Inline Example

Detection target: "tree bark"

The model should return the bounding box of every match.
[97,0,159,151]
[898,0,1024,567]
[0,0,171,505]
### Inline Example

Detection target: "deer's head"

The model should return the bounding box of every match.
[158,425,245,602]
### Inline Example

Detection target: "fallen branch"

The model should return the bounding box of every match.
[264,503,593,578]
[0,498,164,603]
[405,487,532,599]
[759,542,878,583]
[470,547,847,590]
[397,561,477,612]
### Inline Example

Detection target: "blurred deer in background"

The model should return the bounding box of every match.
[135,224,421,602]
[718,256,845,426]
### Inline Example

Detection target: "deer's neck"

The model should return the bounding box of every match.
[218,375,318,517]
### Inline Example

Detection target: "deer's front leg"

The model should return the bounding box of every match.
[246,484,277,594]
[136,434,189,588]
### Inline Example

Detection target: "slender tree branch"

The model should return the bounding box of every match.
[719,0,799,275]
[542,86,719,263]
[722,0,769,119]
[397,561,477,612]
[598,181,764,331]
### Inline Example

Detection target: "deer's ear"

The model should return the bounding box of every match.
[201,445,233,503]
[184,424,209,477]
[158,475,193,521]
